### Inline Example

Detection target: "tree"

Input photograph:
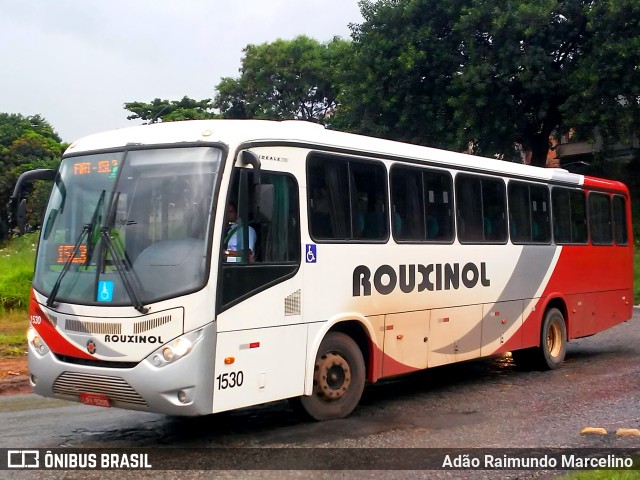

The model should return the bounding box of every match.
[334,0,640,166]
[331,0,465,149]
[564,0,640,148]
[123,96,218,124]
[213,35,351,123]
[0,113,64,238]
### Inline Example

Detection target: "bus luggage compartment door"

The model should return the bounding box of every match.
[428,305,483,367]
[480,300,523,356]
[382,310,430,377]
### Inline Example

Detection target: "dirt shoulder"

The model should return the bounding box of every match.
[0,357,31,395]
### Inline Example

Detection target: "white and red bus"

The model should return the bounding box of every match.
[13,120,633,420]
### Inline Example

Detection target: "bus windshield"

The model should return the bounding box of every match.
[33,146,221,307]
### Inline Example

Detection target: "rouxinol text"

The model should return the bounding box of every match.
[353,262,490,297]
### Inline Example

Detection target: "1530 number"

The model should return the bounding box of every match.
[216,371,244,390]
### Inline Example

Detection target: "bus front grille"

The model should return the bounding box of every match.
[53,372,148,407]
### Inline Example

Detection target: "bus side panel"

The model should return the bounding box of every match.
[566,293,592,338]
[428,304,483,367]
[518,299,542,350]
[541,243,632,339]
[480,300,522,356]
[382,310,429,376]
[212,324,307,413]
[594,289,633,333]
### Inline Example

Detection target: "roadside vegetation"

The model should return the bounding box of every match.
[560,467,640,479]
[0,233,37,357]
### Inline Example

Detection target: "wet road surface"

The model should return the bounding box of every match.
[3,309,640,479]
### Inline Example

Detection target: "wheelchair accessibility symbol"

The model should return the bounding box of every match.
[97,280,114,302]
[306,244,317,263]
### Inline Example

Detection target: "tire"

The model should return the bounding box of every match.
[539,307,567,370]
[293,332,365,421]
[513,307,567,371]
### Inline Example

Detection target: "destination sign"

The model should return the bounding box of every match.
[73,159,119,176]
[57,245,87,264]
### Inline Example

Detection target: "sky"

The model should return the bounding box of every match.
[0,1,363,142]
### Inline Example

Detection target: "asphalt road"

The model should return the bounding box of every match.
[2,308,640,479]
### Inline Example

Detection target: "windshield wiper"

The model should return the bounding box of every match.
[98,191,148,314]
[46,190,106,309]
[100,227,148,314]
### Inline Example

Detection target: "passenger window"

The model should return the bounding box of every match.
[612,195,628,245]
[530,185,551,243]
[224,169,300,264]
[508,182,531,243]
[552,188,587,244]
[390,165,453,242]
[391,166,425,241]
[508,182,550,244]
[424,170,454,241]
[456,174,506,243]
[308,155,387,242]
[589,193,612,245]
[219,168,301,310]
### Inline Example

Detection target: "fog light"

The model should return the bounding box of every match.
[30,374,37,385]
[177,390,187,403]
[152,354,162,366]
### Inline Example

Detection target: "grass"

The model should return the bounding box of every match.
[559,465,640,479]
[0,310,27,357]
[0,233,37,358]
[0,233,37,313]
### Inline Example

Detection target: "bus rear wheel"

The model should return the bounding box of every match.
[513,307,567,370]
[295,332,365,421]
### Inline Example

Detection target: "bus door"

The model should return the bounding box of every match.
[214,164,305,412]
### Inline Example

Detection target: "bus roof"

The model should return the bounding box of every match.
[63,119,603,188]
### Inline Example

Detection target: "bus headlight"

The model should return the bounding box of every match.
[148,329,202,368]
[27,327,49,355]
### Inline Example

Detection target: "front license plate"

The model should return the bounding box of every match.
[80,392,111,408]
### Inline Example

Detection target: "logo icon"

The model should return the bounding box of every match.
[97,280,114,302]
[86,339,97,355]
[306,244,317,263]
[7,450,39,468]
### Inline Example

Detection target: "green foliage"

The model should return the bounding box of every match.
[565,0,640,146]
[333,0,640,166]
[213,35,351,123]
[559,465,640,479]
[0,233,37,313]
[123,96,219,124]
[331,0,464,148]
[0,113,63,239]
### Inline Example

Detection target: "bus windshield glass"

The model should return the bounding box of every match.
[33,146,221,306]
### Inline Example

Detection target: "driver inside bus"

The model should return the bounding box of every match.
[223,201,256,262]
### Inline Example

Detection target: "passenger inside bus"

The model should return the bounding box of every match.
[223,201,256,262]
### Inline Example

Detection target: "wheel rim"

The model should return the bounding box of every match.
[546,318,563,359]
[313,352,351,401]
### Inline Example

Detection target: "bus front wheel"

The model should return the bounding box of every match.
[295,332,365,421]
[513,307,567,370]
